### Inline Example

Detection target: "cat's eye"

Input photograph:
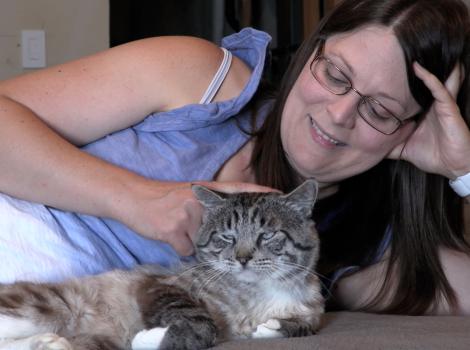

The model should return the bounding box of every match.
[212,234,234,249]
[220,234,235,243]
[261,232,276,240]
[268,238,286,253]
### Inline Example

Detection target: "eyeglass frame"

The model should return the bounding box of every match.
[309,49,410,135]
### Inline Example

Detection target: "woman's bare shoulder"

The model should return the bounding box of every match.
[124,35,252,109]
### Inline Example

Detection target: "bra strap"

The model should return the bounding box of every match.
[199,47,233,104]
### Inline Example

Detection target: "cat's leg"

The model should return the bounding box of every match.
[131,321,215,350]
[0,313,71,349]
[0,314,57,343]
[67,334,124,350]
[277,318,317,337]
[252,318,316,339]
[0,333,72,350]
[0,296,122,350]
[0,333,124,350]
[135,281,217,350]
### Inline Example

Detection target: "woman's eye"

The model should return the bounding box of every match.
[325,68,348,85]
[366,103,393,121]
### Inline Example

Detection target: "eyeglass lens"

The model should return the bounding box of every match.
[311,57,401,135]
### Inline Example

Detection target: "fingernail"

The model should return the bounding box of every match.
[413,61,422,70]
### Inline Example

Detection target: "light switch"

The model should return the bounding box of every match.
[21,30,46,68]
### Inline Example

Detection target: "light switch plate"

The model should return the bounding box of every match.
[21,30,46,68]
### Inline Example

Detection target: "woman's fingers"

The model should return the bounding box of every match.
[171,234,195,256]
[444,63,463,99]
[413,62,456,103]
[193,181,280,194]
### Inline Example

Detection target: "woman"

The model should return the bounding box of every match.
[261,0,470,315]
[0,0,468,315]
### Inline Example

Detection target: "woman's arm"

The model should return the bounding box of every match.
[0,36,222,207]
[0,35,259,255]
[0,36,246,145]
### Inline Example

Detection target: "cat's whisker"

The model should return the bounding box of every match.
[272,265,331,299]
[275,261,328,286]
[193,268,221,286]
[165,261,219,288]
[277,261,332,281]
[188,269,221,294]
[194,267,227,294]
[267,267,294,289]
[271,264,306,284]
[178,261,218,275]
[273,262,333,298]
[195,270,228,299]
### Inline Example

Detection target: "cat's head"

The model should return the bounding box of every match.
[191,179,320,284]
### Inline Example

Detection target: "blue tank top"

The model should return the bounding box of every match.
[43,28,272,276]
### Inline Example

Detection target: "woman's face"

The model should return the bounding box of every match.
[281,25,421,184]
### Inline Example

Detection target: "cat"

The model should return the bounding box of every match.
[0,179,323,350]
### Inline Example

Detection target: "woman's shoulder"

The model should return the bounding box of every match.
[117,35,253,110]
[125,28,272,110]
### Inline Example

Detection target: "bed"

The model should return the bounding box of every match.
[213,311,470,349]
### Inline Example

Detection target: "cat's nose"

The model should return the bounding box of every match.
[236,255,252,266]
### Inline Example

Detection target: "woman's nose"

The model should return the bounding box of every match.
[326,93,360,129]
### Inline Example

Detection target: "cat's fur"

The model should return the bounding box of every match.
[0,179,323,350]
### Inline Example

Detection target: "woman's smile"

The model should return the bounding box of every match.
[308,114,347,149]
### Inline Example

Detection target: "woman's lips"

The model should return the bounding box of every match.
[308,114,347,148]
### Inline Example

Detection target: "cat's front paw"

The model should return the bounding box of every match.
[31,333,73,350]
[251,319,284,339]
[278,319,316,337]
[131,327,169,350]
[133,321,216,350]
[252,318,316,339]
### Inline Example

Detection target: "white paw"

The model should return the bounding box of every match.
[131,327,169,350]
[251,319,284,339]
[31,333,73,350]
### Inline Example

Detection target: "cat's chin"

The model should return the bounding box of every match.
[234,269,259,283]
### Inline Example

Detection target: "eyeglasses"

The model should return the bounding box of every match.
[310,55,405,135]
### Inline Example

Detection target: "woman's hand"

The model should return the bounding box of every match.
[388,62,470,179]
[113,180,277,256]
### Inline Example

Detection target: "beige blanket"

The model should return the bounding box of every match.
[213,311,470,350]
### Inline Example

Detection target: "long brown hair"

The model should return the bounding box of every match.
[251,0,470,314]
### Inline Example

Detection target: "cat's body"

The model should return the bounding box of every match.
[0,180,323,350]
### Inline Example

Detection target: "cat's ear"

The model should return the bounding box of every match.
[192,185,226,209]
[281,179,318,216]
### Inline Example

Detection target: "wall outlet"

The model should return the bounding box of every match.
[21,30,46,68]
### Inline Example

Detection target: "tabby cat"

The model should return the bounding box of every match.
[0,179,323,350]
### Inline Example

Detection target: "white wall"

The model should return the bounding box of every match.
[0,0,109,80]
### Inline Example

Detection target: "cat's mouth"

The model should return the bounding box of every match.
[235,269,259,283]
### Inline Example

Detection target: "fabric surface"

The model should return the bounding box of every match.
[212,312,470,350]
